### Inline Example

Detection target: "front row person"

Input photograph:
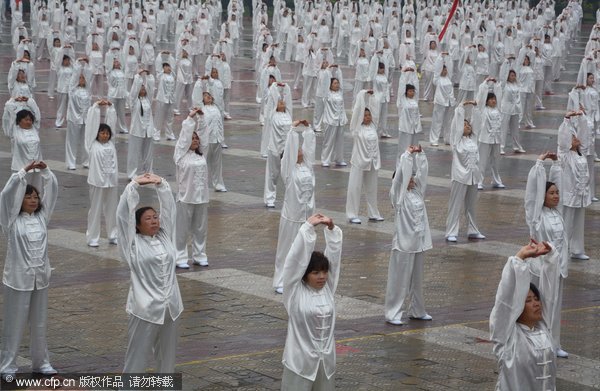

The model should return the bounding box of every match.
[117,174,183,373]
[0,162,58,376]
[174,108,210,269]
[490,240,558,390]
[385,146,433,325]
[281,213,342,391]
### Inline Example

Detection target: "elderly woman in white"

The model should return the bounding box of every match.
[525,152,569,358]
[346,89,384,224]
[474,79,504,189]
[490,240,558,390]
[84,100,119,247]
[174,108,210,269]
[385,146,432,325]
[500,69,525,153]
[0,161,58,377]
[273,122,315,294]
[199,90,227,192]
[116,173,183,373]
[445,102,485,242]
[65,61,92,170]
[3,99,41,174]
[281,213,342,390]
[321,77,347,167]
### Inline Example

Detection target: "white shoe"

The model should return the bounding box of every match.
[410,314,433,321]
[468,233,486,240]
[477,184,483,190]
[349,218,361,224]
[67,166,76,170]
[516,148,526,153]
[592,197,599,202]
[571,253,590,260]
[556,348,569,358]
[446,236,457,242]
[386,319,404,325]
[500,147,505,155]
[35,364,57,375]
[224,114,232,120]
[108,238,118,245]
[176,263,190,269]
[493,183,506,189]
[167,136,177,141]
[88,241,99,247]
[430,142,439,147]
[221,144,229,149]
[215,187,228,192]
[266,203,275,208]
[193,259,209,266]
[153,137,161,142]
[321,162,330,167]
[261,154,268,158]
[335,161,347,167]
[275,287,283,294]
[369,217,384,222]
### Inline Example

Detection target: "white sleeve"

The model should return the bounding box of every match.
[282,222,317,309]
[0,169,27,231]
[524,159,547,237]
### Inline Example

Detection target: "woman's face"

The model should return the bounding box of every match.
[362,109,372,125]
[406,88,415,99]
[276,100,286,112]
[97,129,111,143]
[21,190,39,214]
[330,79,340,91]
[19,115,33,129]
[203,92,213,105]
[487,96,497,108]
[16,70,26,83]
[305,269,328,290]
[190,132,200,151]
[587,74,595,87]
[544,184,560,208]
[463,120,472,136]
[407,176,416,190]
[508,71,517,83]
[139,85,147,97]
[441,67,448,77]
[210,68,218,79]
[523,56,530,66]
[517,289,542,326]
[137,208,160,236]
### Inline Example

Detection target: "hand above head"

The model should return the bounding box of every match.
[134,173,161,185]
[189,107,203,117]
[516,239,551,260]
[307,213,334,230]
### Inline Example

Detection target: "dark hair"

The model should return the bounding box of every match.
[545,181,557,193]
[191,132,202,156]
[16,110,35,126]
[21,185,43,213]
[302,251,330,282]
[378,62,385,70]
[529,283,540,300]
[135,206,156,233]
[486,92,496,106]
[405,84,416,96]
[587,72,594,78]
[97,123,113,141]
[162,62,171,68]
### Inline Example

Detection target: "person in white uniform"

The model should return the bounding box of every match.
[116,173,183,373]
[154,54,177,141]
[106,59,129,134]
[273,122,315,294]
[320,77,347,167]
[84,100,119,247]
[173,108,210,269]
[490,240,558,391]
[280,213,342,391]
[200,90,227,192]
[445,102,485,242]
[525,152,570,358]
[429,63,455,145]
[0,161,58,377]
[346,89,384,224]
[557,111,591,260]
[127,71,156,180]
[396,82,422,160]
[500,69,525,153]
[475,88,505,189]
[65,62,92,170]
[385,146,433,325]
[4,105,42,176]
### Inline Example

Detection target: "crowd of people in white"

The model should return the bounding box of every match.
[1,0,599,388]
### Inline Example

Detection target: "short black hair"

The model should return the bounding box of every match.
[529,283,540,300]
[405,84,416,96]
[16,110,35,126]
[21,185,43,214]
[135,206,156,233]
[302,251,330,282]
[545,181,556,193]
[486,92,496,106]
[97,123,113,141]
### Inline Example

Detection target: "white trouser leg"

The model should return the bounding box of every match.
[102,187,118,241]
[86,185,103,244]
[175,202,192,265]
[501,113,510,148]
[264,151,281,205]
[207,143,225,190]
[113,98,128,133]
[65,122,87,168]
[407,251,426,318]
[464,184,481,235]
[445,181,466,237]
[174,82,185,111]
[543,65,553,92]
[301,75,312,107]
[127,136,153,178]
[140,137,154,175]
[293,63,302,89]
[352,80,364,99]
[48,70,57,98]
[333,125,345,163]
[190,203,208,263]
[551,277,564,350]
[281,360,334,391]
[28,288,51,371]
[563,206,585,255]
[509,114,523,150]
[184,84,194,111]
[313,97,325,131]
[385,250,415,321]
[345,165,363,219]
[442,105,453,143]
[223,89,231,115]
[478,143,503,186]
[422,71,434,100]
[260,122,269,156]
[364,167,381,219]
[273,219,303,289]
[123,314,179,373]
[55,92,68,127]
[535,80,544,107]
[552,57,560,80]
[430,104,444,143]
[521,92,534,127]
[397,133,419,162]
[378,102,389,136]
[321,124,337,165]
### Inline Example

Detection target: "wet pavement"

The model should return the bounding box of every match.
[0,16,599,391]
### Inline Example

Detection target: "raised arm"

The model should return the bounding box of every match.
[0,168,29,231]
[324,223,343,293]
[38,164,58,223]
[282,220,318,310]
[174,110,201,165]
